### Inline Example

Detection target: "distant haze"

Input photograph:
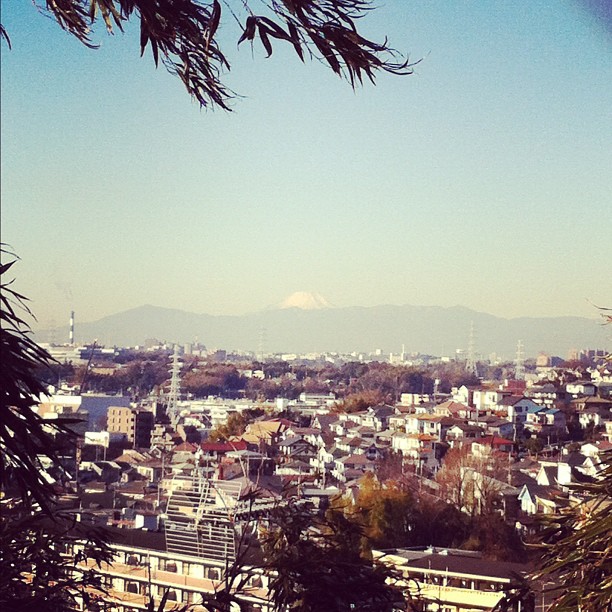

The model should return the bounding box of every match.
[2,2,611,329]
[39,298,610,359]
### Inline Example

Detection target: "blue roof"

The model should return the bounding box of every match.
[527,405,545,413]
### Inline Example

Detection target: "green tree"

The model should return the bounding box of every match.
[524,436,544,457]
[355,473,420,548]
[208,412,247,441]
[2,0,417,109]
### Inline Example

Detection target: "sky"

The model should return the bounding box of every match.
[1,0,611,331]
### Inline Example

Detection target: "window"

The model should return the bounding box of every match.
[125,581,139,594]
[165,589,177,601]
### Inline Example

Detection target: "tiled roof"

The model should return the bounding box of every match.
[200,440,248,452]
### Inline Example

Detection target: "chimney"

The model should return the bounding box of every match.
[69,311,75,346]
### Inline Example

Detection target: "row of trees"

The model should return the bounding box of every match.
[44,352,489,403]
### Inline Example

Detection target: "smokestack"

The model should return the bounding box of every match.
[69,311,75,346]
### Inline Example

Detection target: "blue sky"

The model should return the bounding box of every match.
[1,0,611,329]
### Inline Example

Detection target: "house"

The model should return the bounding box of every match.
[517,482,566,515]
[311,414,339,431]
[433,400,470,419]
[497,396,540,426]
[473,416,514,439]
[405,414,445,439]
[471,436,514,455]
[524,383,562,407]
[361,405,395,431]
[571,396,612,412]
[602,419,612,442]
[391,432,436,457]
[523,405,547,432]
[472,388,512,413]
[579,442,612,465]
[335,436,364,455]
[199,440,248,462]
[312,445,337,476]
[330,418,359,437]
[565,381,597,398]
[540,408,567,432]
[277,436,318,464]
[388,412,409,431]
[578,406,610,429]
[275,459,313,476]
[332,454,376,482]
[241,419,289,447]
[446,423,484,447]
[452,385,477,407]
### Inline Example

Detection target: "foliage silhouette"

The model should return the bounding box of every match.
[0,245,114,608]
[2,0,419,109]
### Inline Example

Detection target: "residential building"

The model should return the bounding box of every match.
[107,406,155,448]
[378,547,530,612]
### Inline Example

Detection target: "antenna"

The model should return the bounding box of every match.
[466,321,478,376]
[166,344,182,424]
[515,340,525,381]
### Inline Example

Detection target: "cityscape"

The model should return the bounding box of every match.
[18,308,612,610]
[2,0,611,610]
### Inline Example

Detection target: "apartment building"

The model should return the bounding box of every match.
[74,529,270,611]
[107,406,154,448]
[378,547,530,612]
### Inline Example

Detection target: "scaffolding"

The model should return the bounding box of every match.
[165,472,243,562]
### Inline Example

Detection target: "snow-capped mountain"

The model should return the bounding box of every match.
[275,291,334,310]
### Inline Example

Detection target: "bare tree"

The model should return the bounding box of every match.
[436,446,511,515]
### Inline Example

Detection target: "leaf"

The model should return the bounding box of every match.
[238,16,258,46]
[258,24,273,57]
[209,0,221,40]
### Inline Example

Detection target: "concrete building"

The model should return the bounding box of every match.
[107,406,154,449]
[378,547,531,612]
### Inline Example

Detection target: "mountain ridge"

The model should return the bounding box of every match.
[37,303,609,359]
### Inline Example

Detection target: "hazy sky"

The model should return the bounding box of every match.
[1,0,611,330]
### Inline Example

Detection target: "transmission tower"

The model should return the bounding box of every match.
[258,326,267,362]
[515,339,525,381]
[466,321,478,376]
[166,344,182,424]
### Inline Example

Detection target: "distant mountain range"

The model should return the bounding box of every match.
[40,296,610,359]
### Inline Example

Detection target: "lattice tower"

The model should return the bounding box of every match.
[166,344,182,423]
[466,321,478,376]
[515,339,525,380]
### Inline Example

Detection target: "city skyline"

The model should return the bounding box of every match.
[1,0,611,327]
